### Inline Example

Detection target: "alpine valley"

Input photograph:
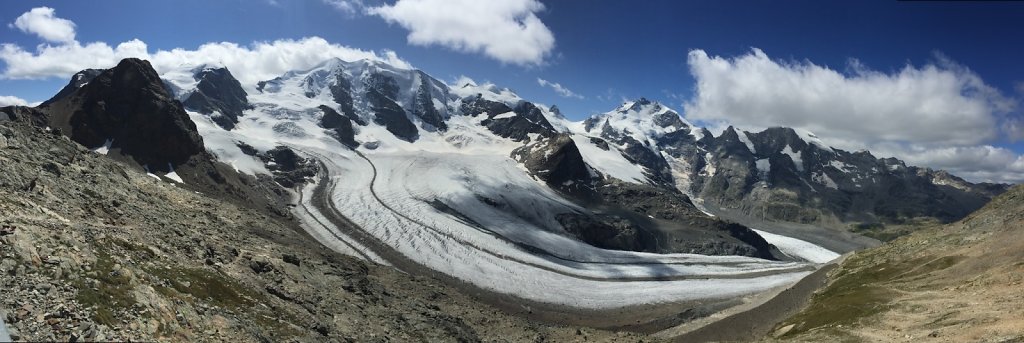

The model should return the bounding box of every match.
[0,56,1014,342]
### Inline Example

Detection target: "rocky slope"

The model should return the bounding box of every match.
[0,108,641,342]
[767,185,1024,342]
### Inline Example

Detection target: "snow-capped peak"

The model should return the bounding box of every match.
[580,97,700,149]
[191,62,226,75]
[449,76,523,106]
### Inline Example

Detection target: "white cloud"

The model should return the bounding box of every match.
[684,48,1023,184]
[1,37,408,88]
[0,40,149,80]
[537,77,582,99]
[0,95,29,107]
[8,7,76,43]
[368,0,554,66]
[146,38,411,88]
[323,0,364,15]
[1,9,411,92]
[870,144,1024,184]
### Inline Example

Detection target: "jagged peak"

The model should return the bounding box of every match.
[97,58,173,99]
[748,126,833,152]
[615,97,670,114]
[548,105,564,119]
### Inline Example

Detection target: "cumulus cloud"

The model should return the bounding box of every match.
[684,48,1023,184]
[537,77,583,99]
[368,0,554,66]
[8,7,76,43]
[146,38,410,87]
[0,95,29,107]
[0,8,410,89]
[0,39,149,80]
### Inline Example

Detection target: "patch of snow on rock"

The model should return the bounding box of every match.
[571,134,647,184]
[782,145,804,172]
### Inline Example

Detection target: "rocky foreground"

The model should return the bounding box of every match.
[0,119,642,341]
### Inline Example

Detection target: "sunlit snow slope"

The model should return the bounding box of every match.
[161,57,837,309]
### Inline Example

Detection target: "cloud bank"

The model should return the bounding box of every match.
[684,48,1023,183]
[1,8,410,89]
[0,95,29,107]
[537,77,583,99]
[368,0,554,66]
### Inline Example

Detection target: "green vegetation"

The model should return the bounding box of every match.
[779,253,965,337]
[75,249,137,325]
[849,219,941,242]
[146,265,263,309]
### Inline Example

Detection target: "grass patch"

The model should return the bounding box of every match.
[110,237,156,258]
[849,222,910,242]
[75,249,137,326]
[780,253,965,337]
[146,266,306,339]
[849,218,943,242]
[145,265,265,309]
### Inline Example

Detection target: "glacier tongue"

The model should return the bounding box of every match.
[154,56,842,309]
[293,144,815,308]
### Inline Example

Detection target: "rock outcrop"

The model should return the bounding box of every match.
[38,58,205,171]
[318,105,357,147]
[182,66,251,130]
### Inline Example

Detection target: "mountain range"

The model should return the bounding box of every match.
[0,56,1012,341]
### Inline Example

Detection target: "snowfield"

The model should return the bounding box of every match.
[571,134,648,184]
[294,144,816,308]
[161,57,841,310]
[752,229,841,264]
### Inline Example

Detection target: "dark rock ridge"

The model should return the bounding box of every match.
[411,70,447,131]
[37,58,205,171]
[366,73,418,141]
[298,64,366,126]
[590,179,775,259]
[580,98,1007,228]
[40,68,103,107]
[29,58,293,216]
[318,105,357,147]
[687,126,1007,226]
[511,134,594,192]
[511,131,775,258]
[182,66,252,130]
[461,96,557,142]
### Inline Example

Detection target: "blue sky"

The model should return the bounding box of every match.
[1,0,1023,182]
